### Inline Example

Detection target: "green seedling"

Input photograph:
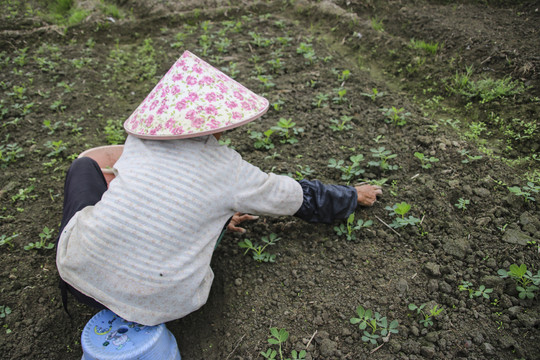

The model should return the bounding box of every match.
[328,155,365,183]
[296,42,316,64]
[508,182,538,203]
[361,88,385,101]
[459,149,483,163]
[380,106,411,126]
[350,305,398,345]
[271,118,303,144]
[260,327,306,360]
[414,152,439,169]
[250,129,275,150]
[0,305,11,318]
[332,88,348,104]
[249,31,272,47]
[458,281,493,299]
[272,99,285,112]
[454,198,470,211]
[24,226,55,250]
[498,264,540,299]
[11,186,35,203]
[337,69,351,83]
[334,213,372,241]
[408,303,444,328]
[289,165,315,181]
[329,115,353,132]
[43,119,62,134]
[0,143,24,167]
[238,233,280,263]
[257,75,275,89]
[385,202,421,228]
[369,147,398,171]
[267,58,285,73]
[0,233,19,248]
[312,93,329,108]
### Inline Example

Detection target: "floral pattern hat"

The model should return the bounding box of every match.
[124,50,269,139]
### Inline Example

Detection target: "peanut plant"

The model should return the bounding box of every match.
[350,305,399,344]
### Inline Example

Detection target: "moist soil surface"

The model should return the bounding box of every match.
[1,1,539,359]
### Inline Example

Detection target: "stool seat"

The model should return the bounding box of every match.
[81,310,181,360]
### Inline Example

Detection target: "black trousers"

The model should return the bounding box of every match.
[57,157,107,312]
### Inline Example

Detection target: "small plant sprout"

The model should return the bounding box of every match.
[508,182,539,203]
[260,327,306,360]
[329,115,353,132]
[498,264,540,299]
[385,202,421,228]
[337,69,351,83]
[238,233,280,263]
[0,305,11,318]
[0,233,19,248]
[272,99,285,111]
[458,281,493,299]
[380,106,411,126]
[332,88,348,104]
[312,93,329,108]
[350,305,398,345]
[414,152,439,169]
[459,149,483,163]
[271,118,303,144]
[24,226,55,250]
[289,165,315,181]
[328,155,365,183]
[454,198,470,211]
[45,140,67,157]
[361,88,385,101]
[250,129,275,150]
[370,16,384,32]
[334,213,373,241]
[296,42,316,64]
[408,303,444,327]
[369,147,398,171]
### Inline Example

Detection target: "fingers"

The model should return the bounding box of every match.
[356,184,383,207]
[227,223,247,234]
[227,213,259,234]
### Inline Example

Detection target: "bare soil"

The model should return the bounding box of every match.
[0,1,539,359]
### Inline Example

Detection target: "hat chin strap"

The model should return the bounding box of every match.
[213,132,223,141]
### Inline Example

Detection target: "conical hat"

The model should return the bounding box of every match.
[124,51,269,139]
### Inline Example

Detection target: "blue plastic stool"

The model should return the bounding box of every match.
[81,310,181,360]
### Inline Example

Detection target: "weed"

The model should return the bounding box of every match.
[289,165,315,181]
[385,202,421,228]
[498,264,540,299]
[261,327,306,360]
[380,106,411,126]
[104,119,126,145]
[350,305,398,344]
[409,303,443,327]
[0,233,19,248]
[446,66,525,103]
[24,226,55,250]
[414,152,439,169]
[329,115,353,132]
[328,155,365,183]
[334,213,372,241]
[370,16,384,32]
[250,129,275,150]
[409,39,439,54]
[361,88,385,101]
[238,233,280,263]
[369,147,398,171]
[454,198,470,211]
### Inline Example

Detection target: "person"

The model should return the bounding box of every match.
[56,50,382,326]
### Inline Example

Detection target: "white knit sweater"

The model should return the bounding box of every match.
[56,135,303,325]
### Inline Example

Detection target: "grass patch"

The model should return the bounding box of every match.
[46,0,89,27]
[409,38,439,54]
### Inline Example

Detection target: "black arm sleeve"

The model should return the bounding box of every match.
[294,179,357,224]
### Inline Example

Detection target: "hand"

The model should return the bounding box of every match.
[227,212,259,234]
[355,183,382,206]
